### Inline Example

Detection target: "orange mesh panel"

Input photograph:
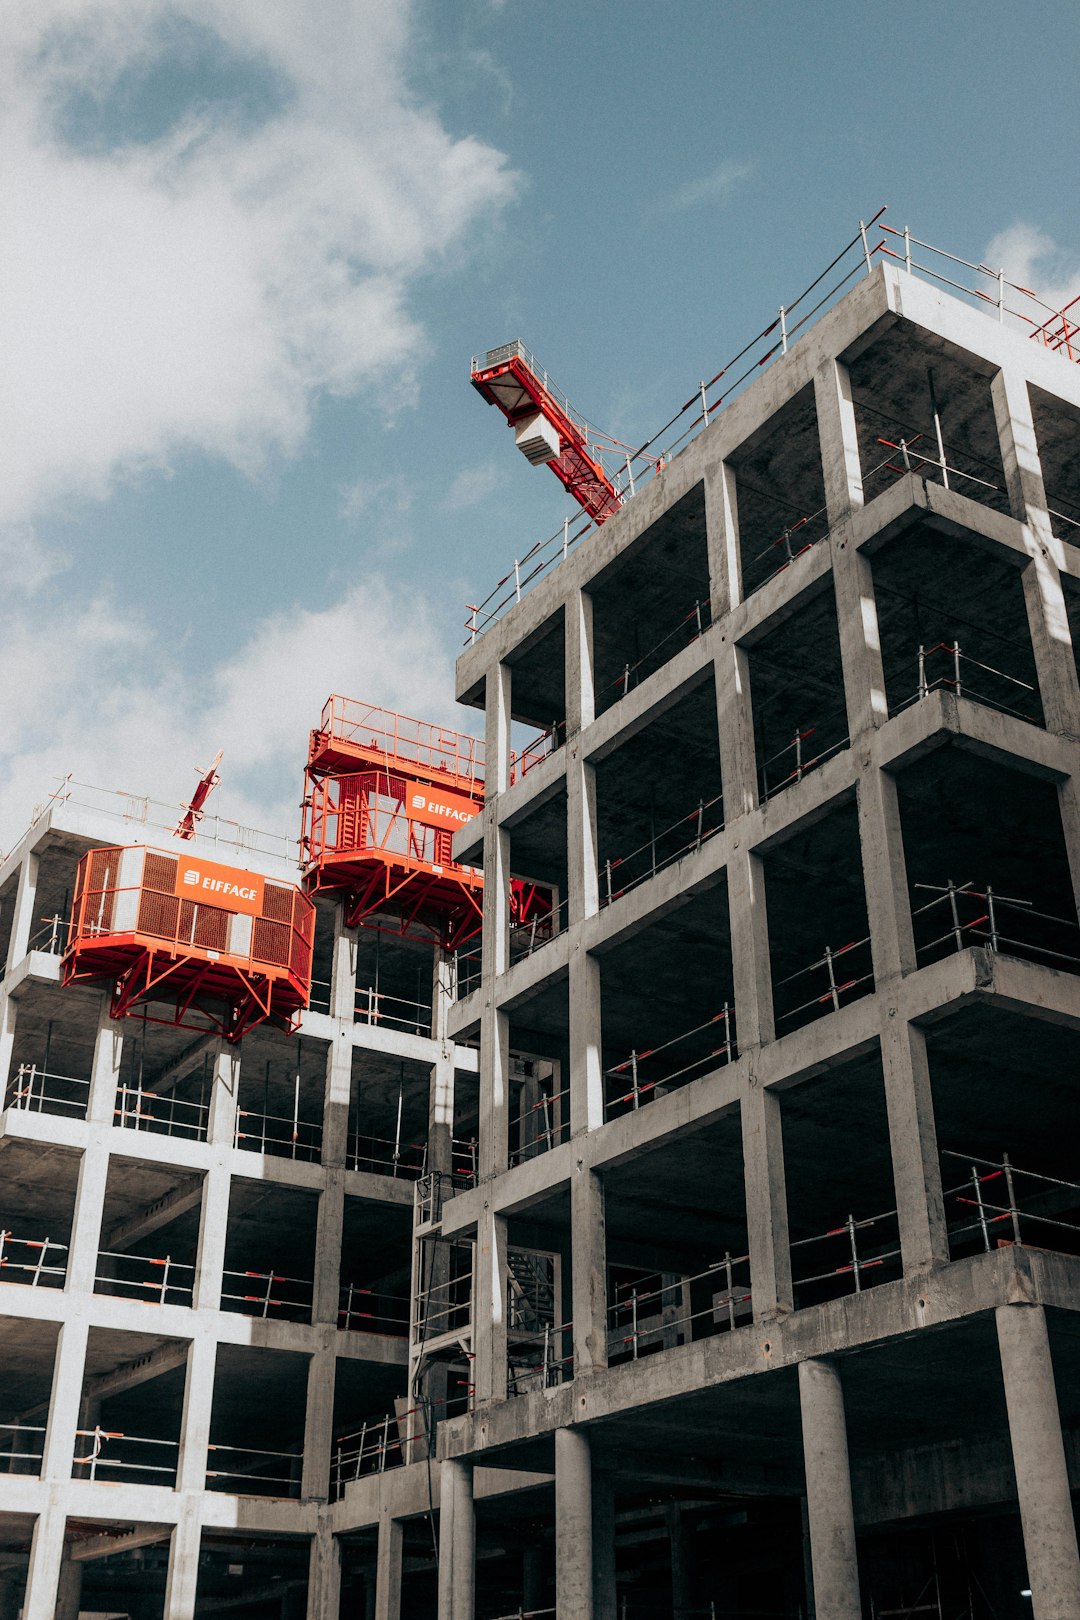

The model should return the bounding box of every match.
[137,889,179,940]
[179,900,229,951]
[82,849,120,933]
[143,852,177,893]
[335,776,366,852]
[262,883,292,923]
[252,917,290,968]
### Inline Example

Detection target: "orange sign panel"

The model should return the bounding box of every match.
[407,784,479,832]
[173,855,266,917]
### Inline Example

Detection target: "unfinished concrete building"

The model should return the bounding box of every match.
[3,229,1080,1619]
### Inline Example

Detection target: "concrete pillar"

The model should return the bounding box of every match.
[163,1498,202,1620]
[569,948,603,1136]
[565,586,596,736]
[22,1500,67,1620]
[428,947,457,1175]
[727,847,774,1049]
[472,1203,508,1403]
[40,1319,88,1482]
[437,1457,475,1620]
[742,1081,792,1319]
[666,1503,689,1619]
[571,1164,607,1376]
[193,1043,238,1312]
[996,1303,1080,1619]
[374,1515,403,1620]
[65,1140,109,1294]
[0,987,17,1100]
[6,848,39,971]
[880,1015,948,1273]
[798,1357,861,1620]
[991,366,1080,735]
[857,766,916,985]
[715,641,758,822]
[814,357,865,526]
[176,1334,216,1491]
[593,1470,617,1620]
[522,1546,545,1614]
[555,1427,594,1620]
[301,1343,336,1499]
[87,998,124,1123]
[329,907,358,1023]
[704,457,742,615]
[54,1552,83,1620]
[307,1524,341,1620]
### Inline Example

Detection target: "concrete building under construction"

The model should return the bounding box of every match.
[3,224,1080,1619]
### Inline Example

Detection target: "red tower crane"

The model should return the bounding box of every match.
[470,341,622,525]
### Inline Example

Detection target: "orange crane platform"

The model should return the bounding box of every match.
[63,845,315,1041]
[470,341,621,525]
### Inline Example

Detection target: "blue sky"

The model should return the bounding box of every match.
[2,0,1078,852]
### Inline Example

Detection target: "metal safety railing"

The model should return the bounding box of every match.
[0,1229,68,1288]
[791,1207,902,1305]
[72,1427,178,1485]
[330,1407,420,1497]
[861,415,1011,515]
[509,896,569,964]
[603,1005,737,1120]
[354,982,433,1036]
[774,935,874,1031]
[600,791,724,908]
[912,880,1080,976]
[0,1423,46,1475]
[607,1253,752,1363]
[510,721,567,781]
[346,1128,427,1180]
[316,696,484,783]
[116,1084,209,1142]
[758,724,849,802]
[5,1063,90,1118]
[95,1250,195,1307]
[454,940,483,999]
[743,502,832,596]
[942,1149,1080,1259]
[25,775,296,862]
[206,1440,303,1497]
[507,1319,574,1395]
[598,598,714,713]
[220,1267,313,1322]
[337,1283,410,1337]
[414,1263,474,1341]
[27,913,70,955]
[909,640,1040,723]
[509,1081,571,1165]
[234,1102,322,1162]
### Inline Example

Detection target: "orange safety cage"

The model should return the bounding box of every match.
[64,846,314,1042]
[302,698,486,949]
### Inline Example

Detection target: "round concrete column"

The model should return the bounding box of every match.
[798,1357,861,1620]
[997,1304,1080,1620]
[437,1458,474,1620]
[555,1426,594,1619]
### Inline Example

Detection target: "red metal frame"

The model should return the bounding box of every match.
[63,846,314,1041]
[471,344,621,525]
[303,700,486,949]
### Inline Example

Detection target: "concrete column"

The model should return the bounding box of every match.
[65,1140,110,1294]
[569,949,603,1135]
[54,1551,83,1620]
[428,947,457,1176]
[40,1320,88,1482]
[727,847,774,1049]
[814,358,865,525]
[6,849,39,971]
[798,1357,861,1620]
[479,798,510,1179]
[880,1015,948,1272]
[301,1344,336,1499]
[555,1426,594,1620]
[374,1515,403,1620]
[567,749,600,928]
[194,1043,238,1312]
[472,1203,508,1403]
[522,1546,545,1614]
[715,641,758,822]
[312,1181,345,1325]
[571,1164,607,1376]
[565,586,596,736]
[87,998,124,1124]
[22,1499,67,1620]
[176,1334,216,1491]
[0,987,17,1098]
[742,1081,792,1319]
[704,457,742,615]
[666,1504,689,1620]
[307,1524,342,1620]
[163,1498,202,1620]
[329,907,358,1023]
[593,1470,617,1620]
[996,1303,1080,1619]
[206,1040,240,1147]
[437,1457,475,1620]
[991,366,1080,735]
[857,766,915,985]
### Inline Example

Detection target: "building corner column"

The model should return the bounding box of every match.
[798,1357,861,1620]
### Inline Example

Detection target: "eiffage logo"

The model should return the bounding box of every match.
[407,785,478,831]
[172,856,266,917]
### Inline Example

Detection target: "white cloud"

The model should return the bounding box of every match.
[444,461,504,510]
[983,223,1080,341]
[0,575,465,858]
[338,475,414,524]
[0,1,518,529]
[663,159,751,214]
